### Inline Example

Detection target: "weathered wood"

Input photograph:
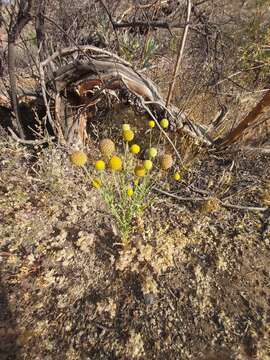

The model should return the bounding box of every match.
[33,45,212,147]
[219,90,270,147]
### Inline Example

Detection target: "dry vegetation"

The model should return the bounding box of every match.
[0,1,270,360]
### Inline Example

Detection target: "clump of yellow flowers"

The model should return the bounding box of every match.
[69,118,181,244]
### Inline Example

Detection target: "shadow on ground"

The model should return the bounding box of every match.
[0,276,20,360]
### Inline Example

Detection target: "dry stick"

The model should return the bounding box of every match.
[154,187,268,213]
[38,58,58,135]
[219,89,270,147]
[240,146,270,154]
[140,100,183,165]
[98,0,121,53]
[8,127,53,145]
[166,0,192,107]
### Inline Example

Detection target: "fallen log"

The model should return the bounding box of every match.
[38,45,212,147]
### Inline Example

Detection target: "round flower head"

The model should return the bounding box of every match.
[130,144,140,154]
[92,178,102,189]
[148,120,155,128]
[143,160,153,171]
[160,118,169,129]
[160,154,173,170]
[109,155,122,171]
[134,165,146,177]
[127,187,134,197]
[95,160,105,171]
[123,129,134,142]
[100,139,115,158]
[70,151,87,167]
[147,147,157,158]
[122,123,131,131]
[173,172,181,181]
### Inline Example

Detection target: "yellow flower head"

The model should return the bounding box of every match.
[127,187,134,197]
[92,178,102,189]
[123,129,134,142]
[148,120,155,128]
[134,165,146,177]
[143,160,153,171]
[122,123,131,131]
[130,144,140,154]
[160,118,169,129]
[173,172,181,181]
[100,139,115,158]
[160,154,173,170]
[70,151,87,167]
[109,155,122,171]
[95,160,106,171]
[147,147,157,158]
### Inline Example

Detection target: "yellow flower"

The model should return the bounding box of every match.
[130,144,140,154]
[143,160,153,171]
[70,151,87,167]
[109,155,122,171]
[127,187,134,197]
[122,123,131,131]
[147,147,157,158]
[92,178,102,189]
[173,172,181,181]
[100,139,115,157]
[160,118,169,129]
[123,129,134,142]
[95,160,105,171]
[134,165,146,177]
[148,120,155,128]
[160,154,173,170]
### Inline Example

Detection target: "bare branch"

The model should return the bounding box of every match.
[154,187,268,213]
[218,89,270,147]
[166,0,192,107]
[8,127,54,145]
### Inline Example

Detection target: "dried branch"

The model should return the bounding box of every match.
[8,127,53,145]
[98,0,120,53]
[154,187,268,213]
[7,0,33,139]
[218,89,270,147]
[166,0,192,107]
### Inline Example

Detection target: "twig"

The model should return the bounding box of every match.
[153,186,205,202]
[140,100,183,165]
[166,0,192,107]
[98,0,120,53]
[38,58,59,136]
[154,187,268,212]
[114,21,171,29]
[221,203,268,212]
[240,146,270,154]
[8,127,53,145]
